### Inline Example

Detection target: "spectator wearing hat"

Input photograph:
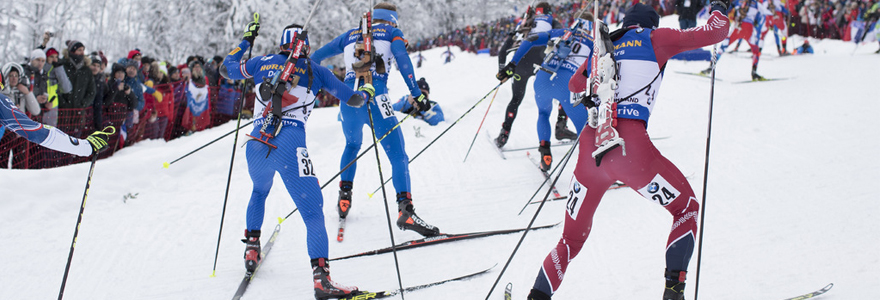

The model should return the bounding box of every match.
[42,47,72,126]
[167,66,181,82]
[205,55,224,87]
[2,63,41,116]
[58,40,95,110]
[181,59,210,133]
[23,49,49,107]
[57,40,95,138]
[90,54,106,129]
[127,49,142,67]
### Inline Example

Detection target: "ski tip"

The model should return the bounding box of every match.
[162,162,170,169]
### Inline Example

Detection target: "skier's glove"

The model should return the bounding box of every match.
[356,83,375,106]
[86,126,116,154]
[710,0,730,14]
[496,62,516,81]
[243,21,261,45]
[408,94,431,115]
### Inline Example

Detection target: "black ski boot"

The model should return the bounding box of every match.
[528,288,552,300]
[395,193,440,237]
[663,269,687,300]
[495,127,510,148]
[751,65,767,81]
[242,230,261,272]
[538,141,552,172]
[555,120,577,141]
[337,181,353,218]
[698,64,714,76]
[312,258,358,300]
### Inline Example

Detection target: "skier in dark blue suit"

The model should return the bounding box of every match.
[310,2,441,237]
[0,93,111,157]
[223,22,369,299]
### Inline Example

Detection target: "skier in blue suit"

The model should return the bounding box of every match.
[311,2,441,237]
[391,77,444,126]
[0,93,111,157]
[223,22,369,299]
[497,11,595,171]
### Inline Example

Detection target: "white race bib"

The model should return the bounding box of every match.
[375,94,395,119]
[637,174,680,206]
[566,175,588,220]
[297,147,316,178]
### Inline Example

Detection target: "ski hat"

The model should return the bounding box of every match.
[66,40,84,54]
[128,49,141,59]
[374,9,399,24]
[417,77,430,93]
[124,58,139,69]
[31,49,47,61]
[46,48,59,58]
[535,2,552,14]
[279,24,310,55]
[622,3,660,29]
[111,63,125,76]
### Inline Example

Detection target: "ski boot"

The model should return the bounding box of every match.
[555,121,577,141]
[751,65,767,81]
[538,141,552,172]
[396,193,440,237]
[528,288,552,300]
[242,229,261,272]
[698,64,714,76]
[663,269,687,300]
[337,181,353,219]
[313,258,359,300]
[495,127,510,148]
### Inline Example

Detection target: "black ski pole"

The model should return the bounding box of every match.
[211,12,259,278]
[366,82,505,197]
[366,104,406,299]
[163,120,254,168]
[57,139,109,300]
[462,83,501,162]
[693,43,720,300]
[484,126,583,300]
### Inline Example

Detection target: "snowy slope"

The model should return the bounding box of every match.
[2,19,879,300]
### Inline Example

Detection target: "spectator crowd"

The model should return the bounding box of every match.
[0,32,261,169]
[3,0,878,169]
[408,0,880,55]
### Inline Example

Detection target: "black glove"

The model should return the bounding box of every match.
[407,94,431,115]
[243,21,260,44]
[496,62,516,81]
[710,0,730,14]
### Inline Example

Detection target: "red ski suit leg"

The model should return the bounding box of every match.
[533,119,699,295]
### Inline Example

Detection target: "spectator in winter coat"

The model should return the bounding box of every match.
[90,55,106,129]
[205,56,223,87]
[106,63,137,108]
[23,49,49,107]
[1,63,42,116]
[167,66,181,82]
[122,58,155,114]
[57,40,96,136]
[676,0,704,29]
[43,47,72,126]
[127,49,142,68]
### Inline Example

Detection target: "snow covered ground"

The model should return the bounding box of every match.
[2,18,879,300]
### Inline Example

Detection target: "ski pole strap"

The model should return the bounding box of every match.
[615,64,666,103]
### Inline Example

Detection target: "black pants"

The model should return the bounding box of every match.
[501,47,567,132]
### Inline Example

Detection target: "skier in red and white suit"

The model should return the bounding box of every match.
[525,2,731,300]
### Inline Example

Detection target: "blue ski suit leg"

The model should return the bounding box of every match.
[339,98,411,195]
[245,122,328,259]
[533,70,588,141]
